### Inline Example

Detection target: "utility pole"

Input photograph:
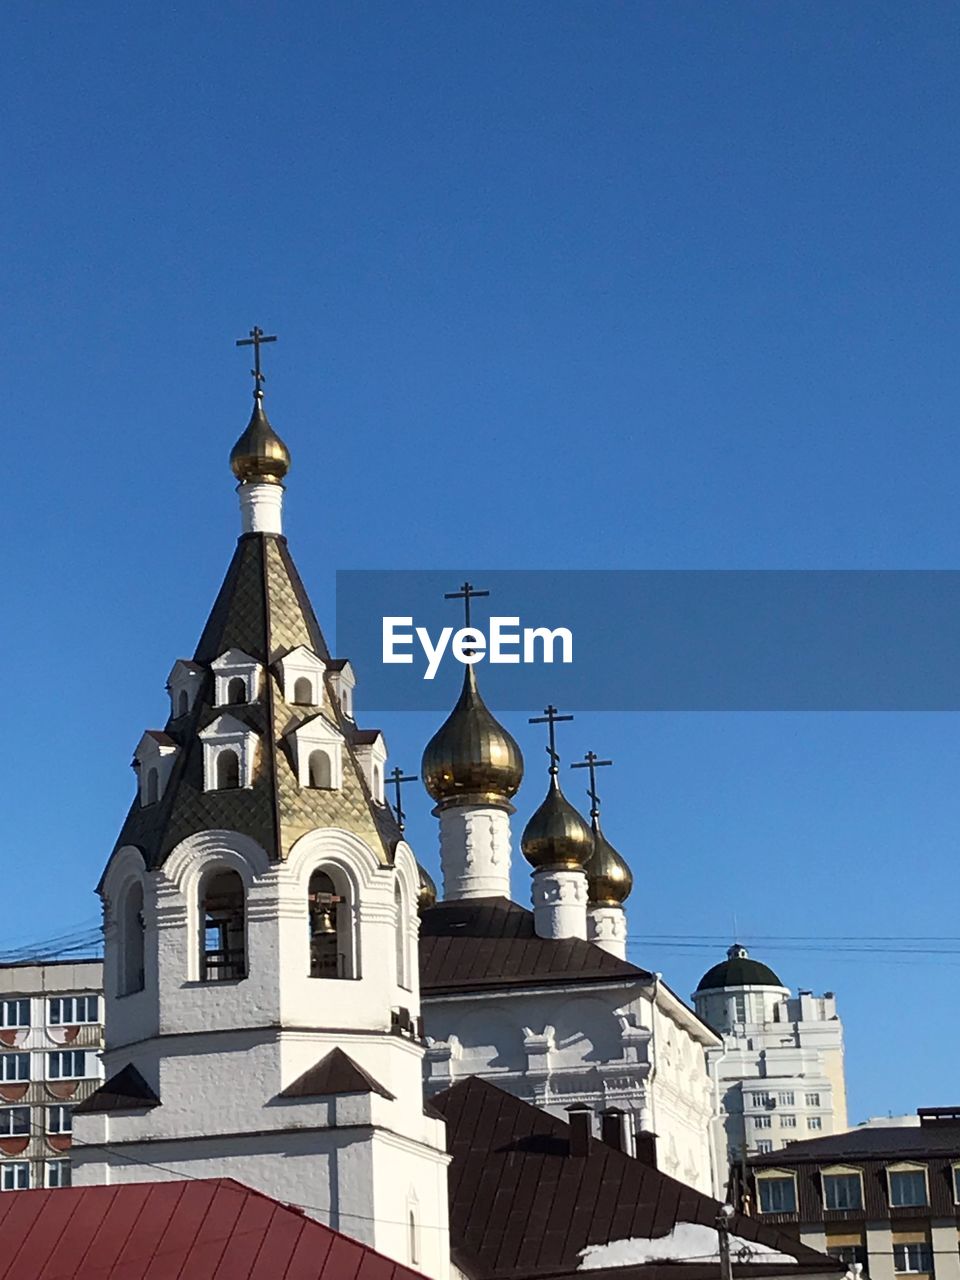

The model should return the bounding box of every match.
[716,1203,734,1280]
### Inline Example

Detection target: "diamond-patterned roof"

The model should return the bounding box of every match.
[111,533,401,871]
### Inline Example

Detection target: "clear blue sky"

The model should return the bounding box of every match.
[2,3,959,1123]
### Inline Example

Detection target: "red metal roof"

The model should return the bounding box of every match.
[0,1177,427,1279]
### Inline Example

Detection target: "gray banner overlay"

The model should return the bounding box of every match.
[334,570,960,711]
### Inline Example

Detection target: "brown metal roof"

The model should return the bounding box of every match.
[74,1064,160,1114]
[419,896,650,994]
[435,1077,838,1280]
[278,1047,395,1101]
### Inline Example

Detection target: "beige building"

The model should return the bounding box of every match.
[0,960,104,1191]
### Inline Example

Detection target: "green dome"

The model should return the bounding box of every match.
[696,944,784,992]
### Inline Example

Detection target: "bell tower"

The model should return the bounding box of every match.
[72,335,450,1279]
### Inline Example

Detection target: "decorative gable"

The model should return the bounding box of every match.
[133,731,178,806]
[210,648,261,707]
[327,659,356,720]
[166,659,204,719]
[276,645,326,708]
[288,715,344,789]
[353,730,387,804]
[199,713,258,790]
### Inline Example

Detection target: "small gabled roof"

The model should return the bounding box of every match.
[0,1178,427,1279]
[168,658,203,677]
[351,728,385,747]
[419,896,649,994]
[435,1077,839,1280]
[210,646,260,668]
[278,1047,395,1101]
[74,1064,160,1114]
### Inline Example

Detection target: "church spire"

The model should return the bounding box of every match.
[229,326,290,534]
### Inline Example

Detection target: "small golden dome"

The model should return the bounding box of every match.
[230,394,291,485]
[521,776,595,870]
[421,666,523,808]
[417,862,438,912]
[585,818,633,905]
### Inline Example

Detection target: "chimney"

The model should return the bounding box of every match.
[601,1107,632,1154]
[634,1129,658,1169]
[566,1104,592,1156]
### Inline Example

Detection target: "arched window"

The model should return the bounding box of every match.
[395,881,409,989]
[119,881,145,996]
[177,689,189,716]
[308,868,355,978]
[144,768,159,806]
[408,1209,419,1265]
[216,749,240,790]
[341,687,351,717]
[227,677,247,705]
[201,870,246,982]
[293,676,313,705]
[308,750,331,789]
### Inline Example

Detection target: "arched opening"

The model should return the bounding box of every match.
[144,768,159,806]
[308,749,331,789]
[227,676,247,705]
[395,881,409,989]
[341,687,351,717]
[408,1209,419,1265]
[308,869,353,978]
[216,749,241,790]
[293,676,313,705]
[119,880,145,996]
[372,764,382,800]
[177,689,189,716]
[201,870,246,982]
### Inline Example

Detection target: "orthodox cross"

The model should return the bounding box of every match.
[389,765,418,832]
[570,750,613,819]
[235,325,277,393]
[529,704,573,776]
[444,580,489,630]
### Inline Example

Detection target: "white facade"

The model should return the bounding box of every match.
[694,949,848,1196]
[0,960,104,1192]
[422,973,718,1192]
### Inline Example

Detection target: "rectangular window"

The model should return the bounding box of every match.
[0,1000,29,1030]
[47,1051,86,1080]
[751,1091,773,1107]
[806,1092,821,1107]
[894,1243,932,1274]
[734,995,747,1022]
[754,1115,772,1129]
[46,1105,73,1135]
[756,1140,773,1154]
[45,1161,71,1189]
[780,1114,797,1128]
[953,1165,960,1204]
[0,1107,30,1137]
[889,1170,927,1207]
[48,996,99,1026]
[758,1177,797,1213]
[823,1173,863,1211]
[827,1246,868,1272]
[778,1091,795,1106]
[0,1055,29,1083]
[808,1116,823,1131]
[0,1162,29,1191]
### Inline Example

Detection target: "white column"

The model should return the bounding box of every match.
[437,804,512,899]
[587,906,627,958]
[532,867,588,939]
[238,482,284,535]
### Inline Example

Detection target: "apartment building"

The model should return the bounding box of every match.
[0,959,104,1191]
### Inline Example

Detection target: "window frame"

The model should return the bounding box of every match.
[756,1171,798,1214]
[893,1242,933,1274]
[821,1167,865,1211]
[45,1160,71,1189]
[0,1054,30,1083]
[48,995,99,1026]
[887,1164,929,1209]
[46,1104,73,1135]
[0,1162,29,1191]
[0,1000,30,1030]
[47,1050,87,1081]
[952,1162,960,1205]
[0,1106,30,1137]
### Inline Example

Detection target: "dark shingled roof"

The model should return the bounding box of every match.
[435,1077,839,1280]
[107,533,401,879]
[278,1047,395,1101]
[419,896,650,995]
[74,1064,160,1114]
[752,1120,960,1164]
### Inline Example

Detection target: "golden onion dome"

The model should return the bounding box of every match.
[230,393,291,485]
[520,776,595,870]
[421,666,524,808]
[585,817,633,906]
[417,862,438,912]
